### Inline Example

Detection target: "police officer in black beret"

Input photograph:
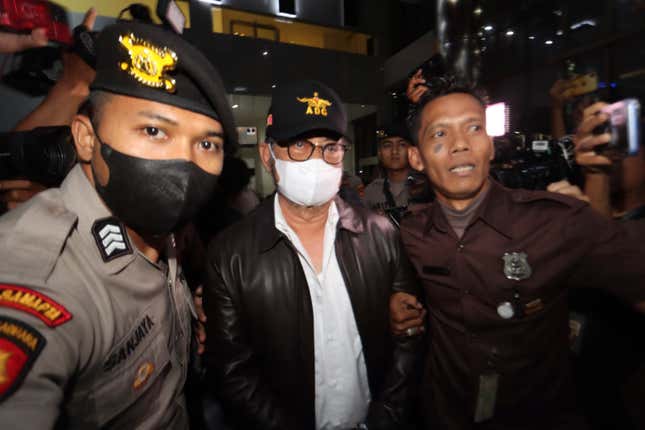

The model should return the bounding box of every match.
[0,21,235,428]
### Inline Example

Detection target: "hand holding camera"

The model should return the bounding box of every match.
[574,99,641,170]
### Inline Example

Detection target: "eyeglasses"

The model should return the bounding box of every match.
[273,137,351,165]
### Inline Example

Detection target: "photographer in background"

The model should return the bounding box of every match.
[0,8,97,212]
[363,124,413,222]
[568,99,645,430]
[575,101,645,220]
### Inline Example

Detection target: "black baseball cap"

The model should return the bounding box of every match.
[91,21,237,151]
[265,80,348,141]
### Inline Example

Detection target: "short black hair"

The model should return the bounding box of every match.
[77,90,112,129]
[407,77,488,146]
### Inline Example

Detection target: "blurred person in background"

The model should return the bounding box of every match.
[0,8,97,212]
[565,100,645,429]
[363,124,413,220]
[339,171,365,207]
[194,155,260,244]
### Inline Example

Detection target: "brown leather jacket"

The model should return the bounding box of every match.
[203,196,423,430]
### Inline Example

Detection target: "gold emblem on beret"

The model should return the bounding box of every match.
[118,33,178,93]
[297,92,332,116]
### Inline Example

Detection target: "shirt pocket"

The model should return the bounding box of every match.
[89,327,171,426]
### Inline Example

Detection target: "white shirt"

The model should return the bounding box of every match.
[274,195,371,430]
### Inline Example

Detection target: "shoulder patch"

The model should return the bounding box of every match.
[0,284,72,328]
[0,316,46,402]
[91,217,133,262]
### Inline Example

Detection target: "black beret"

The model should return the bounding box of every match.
[376,122,412,142]
[265,80,347,141]
[91,21,237,151]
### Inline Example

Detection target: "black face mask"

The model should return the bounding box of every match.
[92,139,218,238]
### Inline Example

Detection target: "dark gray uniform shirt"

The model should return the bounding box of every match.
[0,166,194,429]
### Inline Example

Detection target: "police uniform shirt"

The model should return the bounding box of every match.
[362,178,409,212]
[0,165,195,429]
[400,180,645,430]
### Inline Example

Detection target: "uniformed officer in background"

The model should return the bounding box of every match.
[363,124,413,219]
[394,80,645,429]
[0,21,236,429]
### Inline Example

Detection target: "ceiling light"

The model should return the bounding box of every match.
[232,104,239,109]
[570,19,596,30]
[553,9,563,16]
[528,35,536,40]
[262,50,269,56]
[483,25,493,31]
[556,30,564,36]
[545,39,554,45]
[505,30,514,36]
[271,84,277,89]
[233,86,247,92]
[473,7,482,16]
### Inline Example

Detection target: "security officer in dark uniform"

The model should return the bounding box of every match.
[396,81,645,429]
[0,21,235,428]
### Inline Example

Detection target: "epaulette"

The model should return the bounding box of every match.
[0,190,77,282]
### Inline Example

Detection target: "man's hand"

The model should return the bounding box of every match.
[549,79,575,108]
[57,8,97,98]
[0,28,48,54]
[547,180,590,203]
[193,286,207,355]
[573,102,613,170]
[0,179,46,210]
[389,292,426,337]
[406,69,428,104]
[13,8,98,132]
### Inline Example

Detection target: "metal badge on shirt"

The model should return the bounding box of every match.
[91,217,133,262]
[502,252,532,281]
[498,252,533,320]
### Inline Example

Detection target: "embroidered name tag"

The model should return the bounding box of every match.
[103,315,155,372]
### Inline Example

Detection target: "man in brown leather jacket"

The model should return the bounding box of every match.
[203,81,423,430]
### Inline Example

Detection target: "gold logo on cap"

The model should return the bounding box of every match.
[297,92,331,116]
[118,33,178,93]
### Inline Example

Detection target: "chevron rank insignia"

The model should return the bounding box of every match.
[91,217,133,262]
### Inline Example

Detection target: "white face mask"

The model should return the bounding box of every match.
[269,145,342,206]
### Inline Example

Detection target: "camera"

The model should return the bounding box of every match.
[490,133,580,190]
[0,126,76,186]
[593,98,641,160]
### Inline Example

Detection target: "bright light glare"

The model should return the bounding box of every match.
[486,102,508,137]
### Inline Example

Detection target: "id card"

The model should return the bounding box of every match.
[474,373,499,423]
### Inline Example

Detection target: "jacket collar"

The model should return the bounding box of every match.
[257,193,365,253]
[425,179,514,239]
